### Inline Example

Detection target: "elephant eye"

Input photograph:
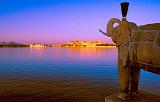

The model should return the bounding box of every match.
[114,29,119,33]
[113,30,117,34]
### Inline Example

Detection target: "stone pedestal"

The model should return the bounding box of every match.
[105,91,160,102]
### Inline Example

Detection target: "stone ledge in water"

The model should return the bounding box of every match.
[105,91,160,102]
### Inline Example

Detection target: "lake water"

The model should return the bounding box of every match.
[0,48,159,102]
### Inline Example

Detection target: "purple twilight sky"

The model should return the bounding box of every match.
[0,0,160,44]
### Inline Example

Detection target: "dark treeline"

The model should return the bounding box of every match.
[0,42,29,48]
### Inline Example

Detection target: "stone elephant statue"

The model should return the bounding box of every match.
[99,18,160,100]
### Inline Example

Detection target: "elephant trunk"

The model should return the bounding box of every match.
[107,18,121,36]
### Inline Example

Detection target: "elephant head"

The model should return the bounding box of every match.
[99,18,137,67]
[99,18,137,46]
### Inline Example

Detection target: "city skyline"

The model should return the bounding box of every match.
[0,0,160,44]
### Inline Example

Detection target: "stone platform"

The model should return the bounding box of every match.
[105,91,160,102]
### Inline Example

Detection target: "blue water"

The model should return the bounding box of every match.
[0,47,159,96]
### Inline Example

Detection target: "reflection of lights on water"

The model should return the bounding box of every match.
[66,47,118,61]
[27,47,118,62]
[28,48,46,59]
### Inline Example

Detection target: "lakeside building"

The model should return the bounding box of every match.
[30,44,46,48]
[52,40,116,48]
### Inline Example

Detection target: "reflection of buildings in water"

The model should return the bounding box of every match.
[66,47,118,61]
[26,47,118,63]
[28,47,45,59]
[29,44,47,59]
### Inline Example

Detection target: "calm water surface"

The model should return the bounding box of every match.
[0,48,159,101]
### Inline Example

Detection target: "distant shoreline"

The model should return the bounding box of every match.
[0,46,117,48]
[0,41,116,48]
[52,40,116,48]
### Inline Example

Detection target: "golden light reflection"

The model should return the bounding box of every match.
[66,47,118,60]
[27,47,118,61]
[28,48,45,59]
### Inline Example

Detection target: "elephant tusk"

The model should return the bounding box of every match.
[99,29,108,36]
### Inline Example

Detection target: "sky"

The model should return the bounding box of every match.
[0,0,160,44]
